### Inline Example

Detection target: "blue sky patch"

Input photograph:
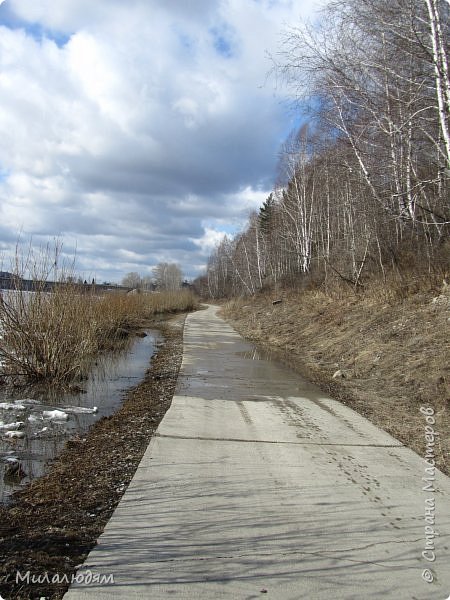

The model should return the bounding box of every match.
[177,30,196,53]
[0,3,70,47]
[210,24,236,59]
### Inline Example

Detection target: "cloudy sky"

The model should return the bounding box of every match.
[0,0,321,283]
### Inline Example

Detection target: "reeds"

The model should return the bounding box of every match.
[0,284,97,382]
[137,289,198,315]
[0,243,197,384]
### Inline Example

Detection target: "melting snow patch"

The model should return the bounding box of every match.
[0,402,26,411]
[28,414,42,423]
[64,406,98,414]
[35,426,49,435]
[0,421,24,430]
[4,430,25,439]
[42,410,69,421]
[4,456,19,464]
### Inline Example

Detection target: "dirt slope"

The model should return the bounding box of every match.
[222,285,449,475]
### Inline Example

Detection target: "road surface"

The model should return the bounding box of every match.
[65,304,450,599]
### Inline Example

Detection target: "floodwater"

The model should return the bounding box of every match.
[0,330,161,504]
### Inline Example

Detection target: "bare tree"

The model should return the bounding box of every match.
[153,263,183,291]
[121,272,142,289]
[198,0,449,298]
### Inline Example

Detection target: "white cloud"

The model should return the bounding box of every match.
[0,0,323,281]
[191,227,227,255]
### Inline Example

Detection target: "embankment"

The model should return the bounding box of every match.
[222,286,449,475]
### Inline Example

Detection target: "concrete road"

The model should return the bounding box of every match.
[65,305,450,600]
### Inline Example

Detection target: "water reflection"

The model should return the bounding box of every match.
[236,347,275,361]
[0,330,160,503]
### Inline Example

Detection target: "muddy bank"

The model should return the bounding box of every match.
[222,288,449,476]
[0,314,185,600]
[0,330,161,504]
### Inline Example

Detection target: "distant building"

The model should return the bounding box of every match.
[0,272,15,290]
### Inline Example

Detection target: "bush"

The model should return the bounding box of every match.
[0,244,198,384]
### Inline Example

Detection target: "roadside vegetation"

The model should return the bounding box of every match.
[222,282,449,475]
[0,315,185,600]
[0,244,197,385]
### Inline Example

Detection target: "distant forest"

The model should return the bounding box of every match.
[196,0,449,298]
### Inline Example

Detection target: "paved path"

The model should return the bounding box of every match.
[65,305,450,599]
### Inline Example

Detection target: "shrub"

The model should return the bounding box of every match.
[0,244,198,384]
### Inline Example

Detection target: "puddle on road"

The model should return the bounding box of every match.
[235,344,325,399]
[0,330,161,504]
[237,348,275,362]
[236,348,272,360]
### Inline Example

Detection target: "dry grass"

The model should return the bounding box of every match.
[0,285,99,382]
[0,288,197,384]
[222,279,450,474]
[138,289,198,315]
[0,243,198,384]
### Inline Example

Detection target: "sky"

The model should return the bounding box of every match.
[0,0,322,283]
